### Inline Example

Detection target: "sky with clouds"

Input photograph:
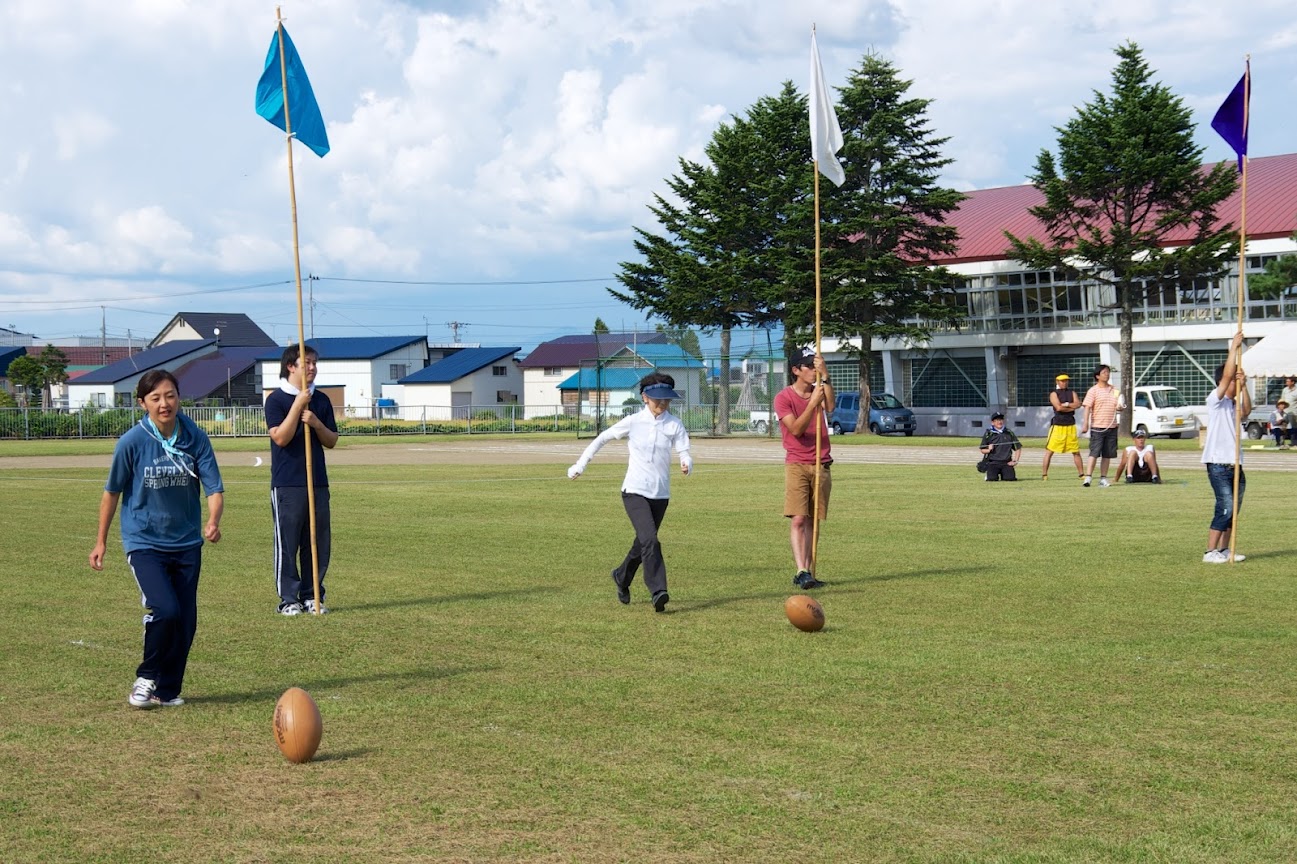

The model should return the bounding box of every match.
[0,0,1292,352]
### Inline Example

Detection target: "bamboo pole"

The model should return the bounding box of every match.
[1227,57,1250,565]
[276,7,322,610]
[810,157,824,578]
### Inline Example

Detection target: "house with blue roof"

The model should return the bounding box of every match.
[519,331,666,418]
[381,347,522,420]
[66,340,218,409]
[554,342,705,415]
[258,336,429,415]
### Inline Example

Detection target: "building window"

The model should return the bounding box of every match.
[908,356,987,408]
[493,365,508,376]
[544,366,562,376]
[497,391,516,403]
[825,355,885,392]
[389,364,408,380]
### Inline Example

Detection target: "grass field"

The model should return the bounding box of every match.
[1,446,1294,862]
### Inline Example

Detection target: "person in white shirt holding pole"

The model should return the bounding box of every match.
[568,373,693,612]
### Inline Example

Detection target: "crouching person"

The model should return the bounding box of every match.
[979,412,1022,481]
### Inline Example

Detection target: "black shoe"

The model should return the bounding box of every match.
[793,570,812,588]
[652,591,669,612]
[611,569,630,605]
[802,575,826,589]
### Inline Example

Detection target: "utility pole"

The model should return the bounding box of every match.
[308,274,316,339]
[447,321,465,343]
[101,306,107,364]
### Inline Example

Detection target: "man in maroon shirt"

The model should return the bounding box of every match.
[774,350,834,589]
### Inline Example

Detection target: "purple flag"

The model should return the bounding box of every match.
[1211,62,1249,172]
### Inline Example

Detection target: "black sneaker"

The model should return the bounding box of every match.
[611,569,630,605]
[793,570,812,588]
[802,574,826,589]
[652,591,669,612]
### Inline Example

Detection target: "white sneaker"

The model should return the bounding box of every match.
[128,676,158,708]
[1083,476,1091,487]
[279,602,303,616]
[304,599,329,615]
[1098,477,1110,487]
[1203,550,1228,564]
[1224,551,1246,562]
[154,695,185,707]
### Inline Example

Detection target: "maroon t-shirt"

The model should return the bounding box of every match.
[774,385,831,465]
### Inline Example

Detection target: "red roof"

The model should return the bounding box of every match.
[26,345,143,367]
[942,152,1297,264]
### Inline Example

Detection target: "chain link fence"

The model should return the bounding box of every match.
[0,405,584,440]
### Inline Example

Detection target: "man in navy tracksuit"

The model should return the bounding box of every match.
[265,344,339,615]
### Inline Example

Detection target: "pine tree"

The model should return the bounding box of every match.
[614,83,814,432]
[1006,42,1238,433]
[813,54,966,433]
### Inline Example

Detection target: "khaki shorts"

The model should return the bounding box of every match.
[1046,425,1080,454]
[784,463,831,519]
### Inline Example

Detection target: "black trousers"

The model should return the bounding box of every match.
[614,493,669,596]
[128,545,201,701]
[985,462,1018,481]
[272,486,331,606]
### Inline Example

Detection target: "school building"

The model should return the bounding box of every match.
[820,152,1297,437]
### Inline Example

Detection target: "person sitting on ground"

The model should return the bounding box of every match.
[1115,429,1162,483]
[1270,401,1290,449]
[979,412,1022,481]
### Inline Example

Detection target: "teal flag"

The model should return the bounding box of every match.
[256,26,330,158]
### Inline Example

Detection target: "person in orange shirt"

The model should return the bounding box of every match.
[1079,364,1123,487]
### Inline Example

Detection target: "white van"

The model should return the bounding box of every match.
[1130,385,1199,438]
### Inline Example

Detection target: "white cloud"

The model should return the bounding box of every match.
[0,0,1294,345]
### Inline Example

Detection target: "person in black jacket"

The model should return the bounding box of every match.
[979,412,1022,481]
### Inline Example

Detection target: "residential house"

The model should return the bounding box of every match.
[258,336,428,415]
[556,342,705,415]
[382,347,523,420]
[518,331,666,418]
[67,340,218,409]
[152,312,276,348]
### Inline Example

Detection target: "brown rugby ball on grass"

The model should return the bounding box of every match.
[785,594,826,632]
[274,687,323,763]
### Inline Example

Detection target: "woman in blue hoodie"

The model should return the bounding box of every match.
[89,370,224,709]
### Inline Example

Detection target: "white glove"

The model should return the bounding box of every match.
[567,464,582,479]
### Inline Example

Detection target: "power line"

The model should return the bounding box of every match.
[314,276,611,286]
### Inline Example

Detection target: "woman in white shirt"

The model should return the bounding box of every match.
[568,373,693,612]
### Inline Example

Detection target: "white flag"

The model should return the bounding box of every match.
[809,29,845,186]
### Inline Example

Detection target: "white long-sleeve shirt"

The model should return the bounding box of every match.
[571,407,692,499]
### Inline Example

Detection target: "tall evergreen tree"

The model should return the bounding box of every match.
[812,54,966,433]
[592,317,610,334]
[1006,42,1238,433]
[1250,236,1297,299]
[614,83,814,432]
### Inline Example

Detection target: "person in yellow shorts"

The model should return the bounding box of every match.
[1041,372,1083,480]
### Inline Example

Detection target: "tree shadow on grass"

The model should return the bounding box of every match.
[342,585,561,613]
[188,665,485,706]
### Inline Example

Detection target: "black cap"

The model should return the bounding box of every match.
[990,412,1005,421]
[790,349,817,368]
